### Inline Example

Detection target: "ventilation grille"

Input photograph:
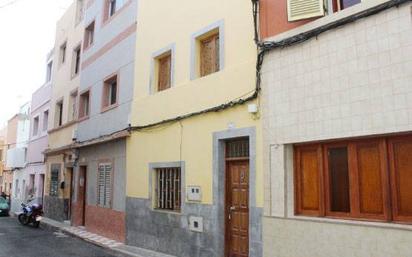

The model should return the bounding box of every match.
[287,0,325,21]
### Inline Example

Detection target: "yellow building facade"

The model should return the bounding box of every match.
[126,1,263,256]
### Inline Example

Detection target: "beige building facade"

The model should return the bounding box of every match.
[44,0,84,222]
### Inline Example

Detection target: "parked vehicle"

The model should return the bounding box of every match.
[17,199,43,228]
[0,196,9,216]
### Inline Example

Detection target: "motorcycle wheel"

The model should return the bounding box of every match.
[33,221,40,228]
[18,214,29,225]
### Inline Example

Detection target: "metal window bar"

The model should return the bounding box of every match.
[155,167,181,211]
[226,138,249,158]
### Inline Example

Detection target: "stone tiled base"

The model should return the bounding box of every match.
[84,205,126,242]
[43,196,67,222]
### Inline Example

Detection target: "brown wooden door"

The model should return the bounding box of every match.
[226,160,249,257]
[78,166,87,226]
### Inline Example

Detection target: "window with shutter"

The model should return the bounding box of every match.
[157,53,171,92]
[389,136,412,223]
[287,0,325,22]
[97,163,112,208]
[155,167,181,212]
[200,33,220,77]
[295,135,412,224]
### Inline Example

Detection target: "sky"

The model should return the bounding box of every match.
[0,0,73,127]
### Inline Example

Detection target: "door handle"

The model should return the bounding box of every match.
[228,206,236,220]
[230,206,236,211]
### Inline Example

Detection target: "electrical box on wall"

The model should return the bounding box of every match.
[188,216,204,233]
[187,186,202,202]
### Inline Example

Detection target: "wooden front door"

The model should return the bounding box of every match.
[226,160,250,257]
[78,166,87,226]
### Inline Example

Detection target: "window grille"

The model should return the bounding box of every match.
[155,167,181,211]
[226,138,249,158]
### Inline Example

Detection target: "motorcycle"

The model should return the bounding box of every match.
[17,199,43,228]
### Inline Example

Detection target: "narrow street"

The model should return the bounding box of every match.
[0,217,124,257]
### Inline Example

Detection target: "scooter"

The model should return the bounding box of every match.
[17,199,43,228]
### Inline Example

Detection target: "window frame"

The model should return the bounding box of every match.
[102,0,131,25]
[78,89,91,120]
[69,90,78,122]
[154,167,182,212]
[199,32,220,78]
[294,135,412,224]
[97,161,113,209]
[59,42,67,66]
[190,21,224,80]
[32,115,40,137]
[43,109,49,132]
[102,73,119,112]
[49,165,60,197]
[84,20,95,50]
[72,44,82,78]
[55,99,64,128]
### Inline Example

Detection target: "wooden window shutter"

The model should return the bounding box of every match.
[200,33,219,77]
[158,53,171,92]
[388,136,412,223]
[351,140,390,220]
[295,145,323,216]
[287,0,325,22]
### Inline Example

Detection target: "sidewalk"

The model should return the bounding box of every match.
[40,217,176,257]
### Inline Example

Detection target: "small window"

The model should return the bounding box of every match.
[69,91,78,121]
[97,163,112,208]
[107,0,126,18]
[102,75,118,109]
[200,32,220,77]
[60,42,67,65]
[75,0,84,24]
[155,167,181,212]
[335,0,361,10]
[156,52,172,92]
[46,61,53,82]
[43,110,49,131]
[33,117,39,136]
[72,46,81,76]
[50,166,59,197]
[55,101,63,127]
[79,91,90,119]
[84,21,95,49]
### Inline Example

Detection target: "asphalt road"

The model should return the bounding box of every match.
[0,216,125,257]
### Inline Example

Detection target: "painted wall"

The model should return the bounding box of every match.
[126,0,262,255]
[47,0,83,150]
[77,0,136,141]
[261,2,412,256]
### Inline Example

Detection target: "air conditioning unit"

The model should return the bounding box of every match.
[72,129,78,141]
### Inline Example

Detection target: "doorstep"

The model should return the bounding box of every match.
[40,217,176,257]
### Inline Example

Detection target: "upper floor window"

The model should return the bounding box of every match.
[55,100,63,127]
[43,110,49,131]
[79,90,90,119]
[108,0,126,18]
[75,0,85,24]
[84,21,95,49]
[200,32,220,77]
[156,52,172,92]
[32,116,39,136]
[102,75,118,109]
[59,42,67,65]
[46,61,53,82]
[294,134,412,223]
[69,91,78,122]
[72,45,81,77]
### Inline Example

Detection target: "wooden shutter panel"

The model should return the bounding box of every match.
[158,54,171,92]
[389,136,412,223]
[352,140,390,220]
[200,34,219,77]
[295,145,323,216]
[287,0,325,22]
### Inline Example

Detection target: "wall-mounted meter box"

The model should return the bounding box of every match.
[187,186,202,202]
[189,216,204,233]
